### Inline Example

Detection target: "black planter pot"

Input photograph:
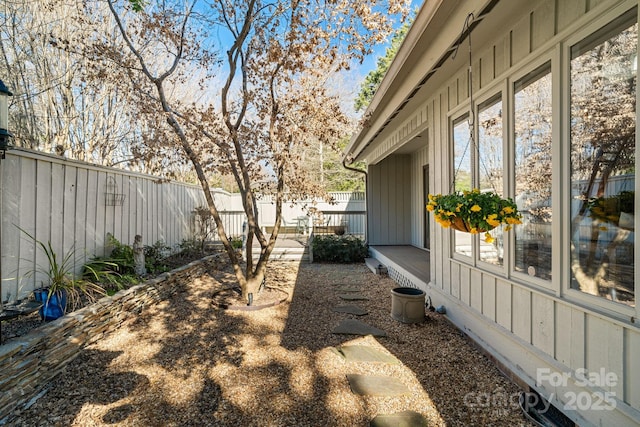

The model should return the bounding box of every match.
[33,288,67,321]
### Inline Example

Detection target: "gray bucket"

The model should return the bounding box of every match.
[390,287,425,323]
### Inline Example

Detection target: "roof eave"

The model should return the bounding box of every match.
[345,0,496,164]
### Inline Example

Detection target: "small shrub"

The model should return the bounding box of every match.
[312,235,368,263]
[179,239,202,256]
[144,240,172,274]
[230,236,243,249]
[107,235,135,275]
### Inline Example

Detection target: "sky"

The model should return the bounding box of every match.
[343,0,423,116]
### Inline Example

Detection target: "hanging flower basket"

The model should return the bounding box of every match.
[587,190,634,231]
[427,189,522,241]
[449,217,493,233]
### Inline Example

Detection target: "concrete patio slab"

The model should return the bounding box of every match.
[332,305,368,316]
[346,374,409,396]
[332,319,386,337]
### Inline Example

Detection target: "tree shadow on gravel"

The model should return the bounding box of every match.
[12,261,369,426]
[9,349,148,426]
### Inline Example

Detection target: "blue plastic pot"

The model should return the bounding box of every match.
[33,288,67,321]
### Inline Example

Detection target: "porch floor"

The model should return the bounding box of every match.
[369,245,430,284]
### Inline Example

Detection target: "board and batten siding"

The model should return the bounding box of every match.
[0,148,207,303]
[367,154,412,246]
[362,0,640,425]
[410,144,429,248]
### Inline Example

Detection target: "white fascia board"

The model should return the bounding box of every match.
[345,0,493,164]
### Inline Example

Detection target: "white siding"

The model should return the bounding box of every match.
[363,0,640,425]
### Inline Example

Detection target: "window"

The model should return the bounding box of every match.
[569,12,636,306]
[453,115,472,256]
[513,64,552,280]
[478,95,503,265]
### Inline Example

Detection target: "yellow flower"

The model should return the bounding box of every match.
[506,217,521,224]
[599,226,608,231]
[484,233,494,243]
[470,205,482,212]
[438,219,451,228]
[470,227,478,234]
[426,204,435,212]
[503,206,514,214]
[486,213,501,227]
[455,203,463,212]
[504,225,512,232]
[445,211,455,217]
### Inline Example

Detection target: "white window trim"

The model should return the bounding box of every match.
[560,5,638,320]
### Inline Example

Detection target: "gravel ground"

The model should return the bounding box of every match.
[8,261,535,426]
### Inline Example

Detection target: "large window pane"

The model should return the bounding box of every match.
[570,14,636,306]
[478,96,503,265]
[514,65,552,280]
[453,116,472,256]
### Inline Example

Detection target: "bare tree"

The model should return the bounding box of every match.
[56,0,408,302]
[0,0,141,165]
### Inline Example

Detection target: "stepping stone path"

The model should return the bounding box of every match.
[370,410,429,427]
[332,319,386,337]
[330,283,429,426]
[346,374,410,396]
[332,305,368,316]
[334,345,400,364]
[338,293,369,301]
[335,286,361,292]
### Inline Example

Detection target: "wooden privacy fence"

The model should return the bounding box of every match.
[0,149,208,303]
[0,148,367,304]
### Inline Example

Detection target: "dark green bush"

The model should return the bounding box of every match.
[107,235,135,275]
[311,235,368,263]
[144,240,171,274]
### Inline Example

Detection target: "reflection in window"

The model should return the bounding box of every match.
[453,116,472,256]
[570,13,636,306]
[514,65,552,280]
[478,96,503,265]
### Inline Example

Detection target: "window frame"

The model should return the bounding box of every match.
[508,58,556,291]
[475,89,509,273]
[561,5,638,317]
[449,111,474,262]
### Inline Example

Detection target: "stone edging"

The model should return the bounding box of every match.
[0,254,222,423]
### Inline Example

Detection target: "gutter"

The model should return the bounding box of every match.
[341,158,369,245]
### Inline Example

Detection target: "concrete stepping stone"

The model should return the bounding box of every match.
[370,411,429,427]
[332,305,368,316]
[334,345,399,364]
[346,374,409,396]
[338,293,369,301]
[332,319,386,337]
[336,286,361,292]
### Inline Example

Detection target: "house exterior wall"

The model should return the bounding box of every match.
[361,0,640,425]
[410,145,429,248]
[368,155,412,245]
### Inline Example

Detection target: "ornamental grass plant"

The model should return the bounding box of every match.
[426,189,522,242]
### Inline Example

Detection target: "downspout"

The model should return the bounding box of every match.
[342,158,368,245]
